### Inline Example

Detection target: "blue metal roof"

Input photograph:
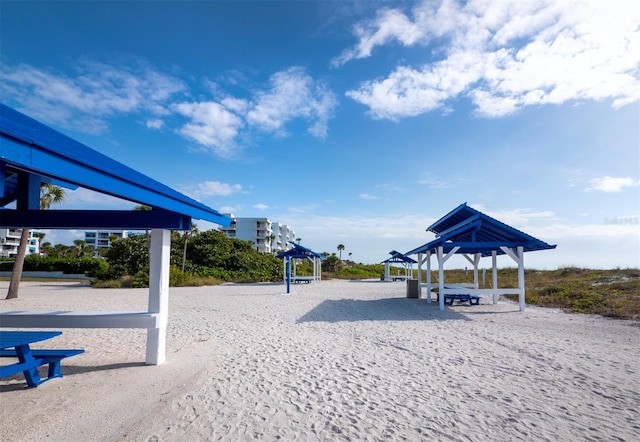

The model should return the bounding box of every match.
[382,250,417,264]
[276,242,325,260]
[1,104,230,229]
[406,203,556,257]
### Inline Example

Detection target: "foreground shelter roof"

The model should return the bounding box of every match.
[0,104,231,366]
[406,203,556,257]
[0,104,230,230]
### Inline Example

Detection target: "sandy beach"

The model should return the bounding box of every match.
[1,279,638,441]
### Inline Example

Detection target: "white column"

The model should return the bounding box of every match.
[426,252,432,303]
[473,253,480,289]
[417,253,423,299]
[492,251,498,304]
[146,229,170,365]
[517,246,525,311]
[437,246,445,310]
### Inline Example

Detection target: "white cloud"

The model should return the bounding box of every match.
[1,61,338,158]
[180,180,243,199]
[146,119,164,129]
[359,193,380,200]
[586,176,640,192]
[472,205,556,226]
[246,67,338,138]
[331,8,426,68]
[418,175,451,189]
[173,101,245,158]
[0,62,186,133]
[253,203,269,210]
[342,0,640,119]
[176,67,338,156]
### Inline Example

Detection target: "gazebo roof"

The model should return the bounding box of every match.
[382,250,417,264]
[0,104,230,229]
[406,203,556,257]
[276,242,325,260]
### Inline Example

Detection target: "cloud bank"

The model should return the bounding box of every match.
[340,0,640,119]
[1,63,337,159]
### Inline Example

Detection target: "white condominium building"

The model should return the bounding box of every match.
[84,230,144,250]
[220,214,296,253]
[0,228,41,257]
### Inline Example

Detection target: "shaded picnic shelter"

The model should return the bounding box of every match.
[0,104,231,364]
[405,203,556,311]
[381,250,417,281]
[276,242,324,293]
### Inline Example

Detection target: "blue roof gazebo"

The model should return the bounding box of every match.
[276,242,324,293]
[381,250,417,281]
[406,203,556,311]
[0,104,231,364]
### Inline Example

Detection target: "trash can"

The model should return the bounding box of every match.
[406,279,419,298]
[380,273,385,281]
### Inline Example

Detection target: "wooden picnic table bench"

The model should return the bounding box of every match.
[0,331,84,388]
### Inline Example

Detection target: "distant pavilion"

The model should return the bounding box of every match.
[406,203,556,311]
[381,250,417,281]
[276,242,324,293]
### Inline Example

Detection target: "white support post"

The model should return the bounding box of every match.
[417,253,423,299]
[492,251,498,304]
[283,259,287,284]
[426,252,432,303]
[437,246,445,310]
[473,253,481,289]
[500,246,526,311]
[517,246,525,311]
[146,229,170,365]
[384,262,389,281]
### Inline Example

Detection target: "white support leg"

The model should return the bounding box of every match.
[500,246,526,311]
[426,252,432,303]
[473,253,481,289]
[417,253,423,299]
[146,229,170,365]
[492,251,498,304]
[438,247,445,311]
[517,246,525,311]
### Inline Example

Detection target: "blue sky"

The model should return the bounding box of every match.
[1,0,639,269]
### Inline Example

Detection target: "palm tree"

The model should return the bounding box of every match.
[40,241,52,258]
[73,239,86,258]
[6,183,65,299]
[337,244,345,260]
[181,223,198,273]
[267,234,276,254]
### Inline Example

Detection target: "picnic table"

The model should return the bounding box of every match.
[292,276,314,284]
[0,331,84,388]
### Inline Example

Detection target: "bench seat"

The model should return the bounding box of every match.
[0,348,84,381]
[444,294,481,306]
